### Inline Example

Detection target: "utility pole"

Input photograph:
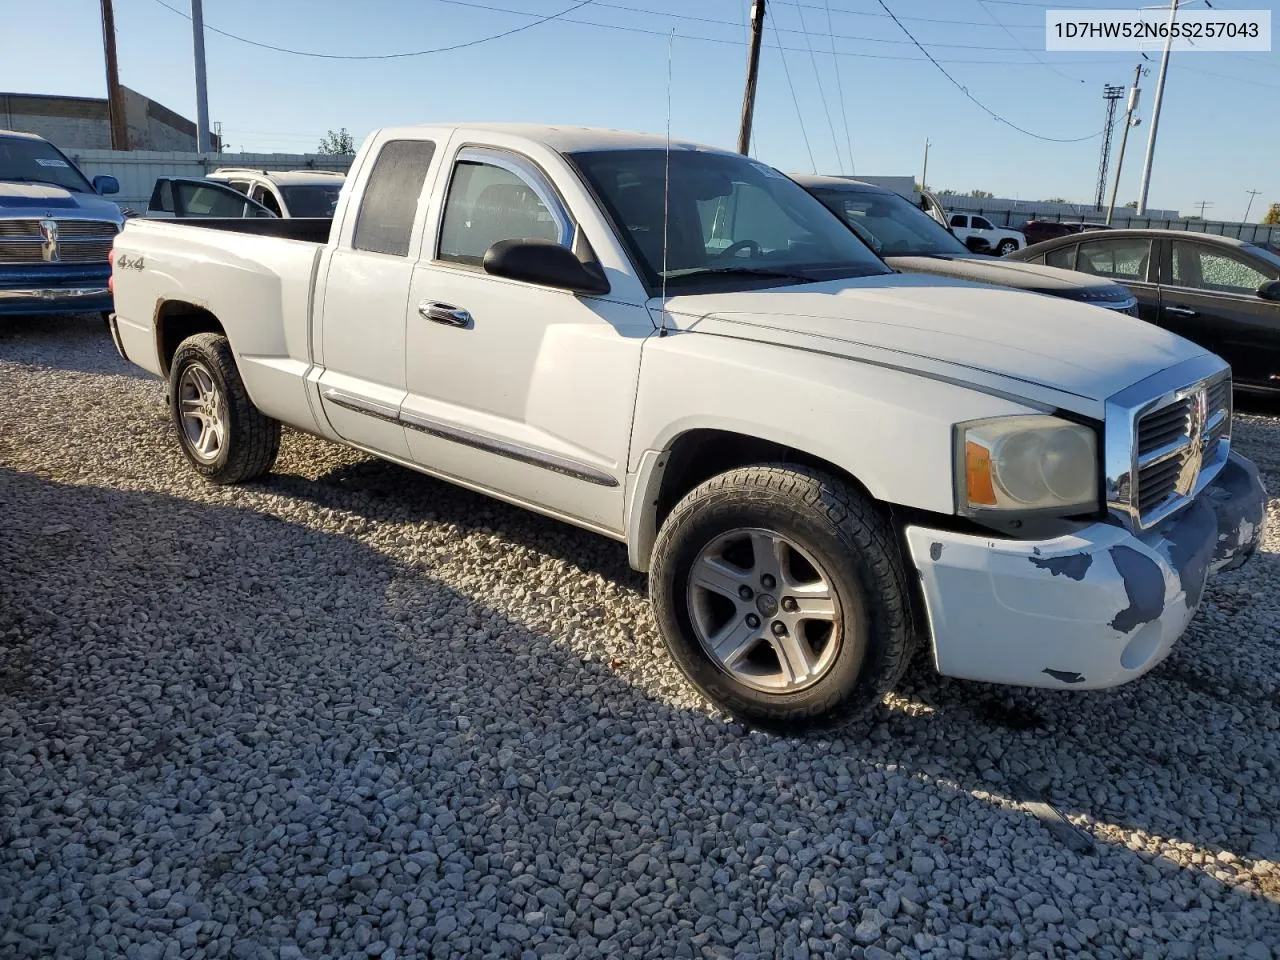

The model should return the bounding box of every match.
[1193,200,1213,219]
[191,0,212,154]
[1106,64,1145,225]
[1244,189,1262,222]
[99,0,129,150]
[737,0,766,155]
[921,138,930,191]
[1094,85,1125,211]
[1136,0,1179,215]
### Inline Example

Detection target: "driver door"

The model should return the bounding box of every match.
[401,146,650,534]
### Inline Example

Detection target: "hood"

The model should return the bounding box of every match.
[0,182,124,222]
[885,254,1131,302]
[661,273,1206,413]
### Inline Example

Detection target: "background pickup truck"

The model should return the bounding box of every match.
[108,123,1266,727]
[0,129,123,317]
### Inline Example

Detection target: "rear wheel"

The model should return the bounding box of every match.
[650,464,914,729]
[168,332,280,484]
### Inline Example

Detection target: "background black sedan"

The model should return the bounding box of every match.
[1009,230,1280,393]
[794,175,1139,316]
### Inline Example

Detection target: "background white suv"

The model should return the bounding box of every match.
[948,213,1026,257]
[207,168,345,218]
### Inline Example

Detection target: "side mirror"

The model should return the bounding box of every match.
[1258,279,1280,302]
[964,235,993,253]
[93,175,120,195]
[483,238,609,296]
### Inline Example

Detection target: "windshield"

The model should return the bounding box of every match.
[568,149,890,290]
[0,136,93,192]
[809,187,971,258]
[280,184,343,218]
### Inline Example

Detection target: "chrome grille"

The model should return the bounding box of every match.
[54,220,119,239]
[0,240,43,262]
[0,218,119,264]
[1128,372,1232,526]
[56,240,116,263]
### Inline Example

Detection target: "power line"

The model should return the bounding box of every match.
[873,0,1104,142]
[768,11,817,172]
[147,0,595,59]
[1172,63,1280,90]
[824,0,856,173]
[788,1,845,172]
[974,0,1085,83]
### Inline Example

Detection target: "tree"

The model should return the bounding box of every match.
[1123,200,1138,208]
[1264,203,1280,226]
[317,128,356,155]
[968,189,994,199]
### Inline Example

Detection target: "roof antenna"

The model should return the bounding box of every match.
[659,27,674,337]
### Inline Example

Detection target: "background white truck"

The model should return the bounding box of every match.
[107,123,1265,727]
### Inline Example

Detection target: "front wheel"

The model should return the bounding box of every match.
[168,332,280,484]
[650,465,914,729]
[996,239,1019,256]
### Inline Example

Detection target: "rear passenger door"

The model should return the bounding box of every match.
[1073,236,1161,324]
[1159,239,1280,386]
[316,137,440,460]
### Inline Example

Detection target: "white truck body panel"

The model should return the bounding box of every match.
[107,121,1264,696]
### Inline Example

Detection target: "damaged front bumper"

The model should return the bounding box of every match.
[904,451,1267,690]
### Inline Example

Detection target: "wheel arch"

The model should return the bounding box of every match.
[625,426,882,573]
[155,299,226,379]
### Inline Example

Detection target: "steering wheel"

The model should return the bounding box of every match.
[716,239,761,260]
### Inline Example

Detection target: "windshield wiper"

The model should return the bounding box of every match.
[664,266,816,284]
[1,176,82,192]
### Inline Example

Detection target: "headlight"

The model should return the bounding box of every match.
[956,416,1099,517]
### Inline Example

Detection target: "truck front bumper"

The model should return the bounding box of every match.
[0,265,113,316]
[904,451,1266,690]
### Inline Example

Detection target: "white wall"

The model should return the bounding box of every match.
[65,149,356,212]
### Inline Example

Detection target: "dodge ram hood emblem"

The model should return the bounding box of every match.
[39,219,59,262]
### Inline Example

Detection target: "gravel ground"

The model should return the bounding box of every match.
[1,313,1278,960]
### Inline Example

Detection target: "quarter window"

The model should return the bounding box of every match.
[1044,244,1076,270]
[1171,241,1270,295]
[438,159,562,266]
[1076,238,1151,282]
[352,139,436,256]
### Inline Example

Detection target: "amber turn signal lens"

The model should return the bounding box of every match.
[965,441,997,506]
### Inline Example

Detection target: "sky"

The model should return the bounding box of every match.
[1,0,1277,219]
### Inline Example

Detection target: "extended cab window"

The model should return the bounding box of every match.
[438,159,561,266]
[1171,241,1272,294]
[1076,238,1150,282]
[352,139,436,256]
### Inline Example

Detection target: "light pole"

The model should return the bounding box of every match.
[921,138,930,192]
[1136,0,1179,215]
[1106,64,1145,226]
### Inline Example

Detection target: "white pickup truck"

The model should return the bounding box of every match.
[107,123,1266,727]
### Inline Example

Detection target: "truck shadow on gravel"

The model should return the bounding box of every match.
[2,467,1277,958]
[265,449,1280,872]
[0,313,152,380]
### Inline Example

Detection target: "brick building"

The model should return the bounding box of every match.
[0,86,218,152]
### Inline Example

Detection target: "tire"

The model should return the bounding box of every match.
[168,332,280,484]
[650,464,914,730]
[997,239,1019,257]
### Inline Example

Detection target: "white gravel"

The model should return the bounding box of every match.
[1,313,1278,960]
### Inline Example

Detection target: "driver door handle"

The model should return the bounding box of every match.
[1164,305,1198,318]
[419,302,472,328]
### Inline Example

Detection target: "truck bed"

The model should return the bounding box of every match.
[153,217,333,244]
